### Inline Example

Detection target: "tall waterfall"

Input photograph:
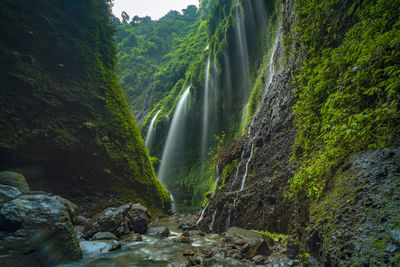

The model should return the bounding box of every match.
[201,57,211,160]
[145,110,161,152]
[234,2,251,100]
[158,86,191,203]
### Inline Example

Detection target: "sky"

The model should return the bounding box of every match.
[112,0,199,21]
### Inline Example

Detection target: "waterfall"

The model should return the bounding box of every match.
[234,2,251,100]
[248,29,282,135]
[240,143,254,191]
[196,202,209,224]
[226,143,254,230]
[201,57,211,160]
[230,150,245,191]
[145,110,161,152]
[212,163,220,192]
[209,209,217,231]
[158,86,191,203]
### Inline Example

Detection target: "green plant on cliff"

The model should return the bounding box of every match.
[287,0,400,198]
[0,0,170,213]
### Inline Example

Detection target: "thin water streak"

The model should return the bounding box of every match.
[145,110,161,151]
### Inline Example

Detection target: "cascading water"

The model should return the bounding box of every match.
[145,110,161,152]
[234,2,251,99]
[201,56,212,162]
[209,209,217,231]
[158,86,191,211]
[230,150,245,191]
[226,143,254,230]
[248,29,282,135]
[240,143,254,191]
[212,163,220,192]
[196,202,209,224]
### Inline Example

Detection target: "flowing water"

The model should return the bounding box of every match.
[234,2,251,102]
[145,110,161,152]
[196,202,209,225]
[209,209,217,232]
[157,86,191,201]
[248,29,282,135]
[60,217,218,267]
[240,143,254,191]
[201,57,211,161]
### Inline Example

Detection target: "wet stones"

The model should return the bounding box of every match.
[146,226,170,238]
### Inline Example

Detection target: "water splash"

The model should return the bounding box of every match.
[158,86,191,203]
[145,110,161,152]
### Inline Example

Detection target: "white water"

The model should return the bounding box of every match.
[229,150,245,191]
[212,163,220,192]
[145,110,161,151]
[209,209,217,231]
[169,193,176,213]
[234,2,251,100]
[158,86,191,203]
[196,202,209,224]
[201,57,211,160]
[248,29,282,135]
[240,143,254,191]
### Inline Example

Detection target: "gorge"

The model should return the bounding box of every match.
[1,0,399,266]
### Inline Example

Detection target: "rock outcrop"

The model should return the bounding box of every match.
[0,194,82,266]
[0,0,170,216]
[83,202,151,239]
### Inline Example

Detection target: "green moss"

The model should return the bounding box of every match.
[286,0,400,199]
[252,229,289,245]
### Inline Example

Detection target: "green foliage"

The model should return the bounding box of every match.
[114,6,207,123]
[251,230,289,244]
[0,0,170,213]
[286,0,400,198]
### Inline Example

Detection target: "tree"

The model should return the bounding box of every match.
[121,11,130,23]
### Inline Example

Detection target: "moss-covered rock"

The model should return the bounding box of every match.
[0,0,170,215]
[0,171,30,195]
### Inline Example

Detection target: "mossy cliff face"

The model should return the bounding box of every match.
[0,0,170,214]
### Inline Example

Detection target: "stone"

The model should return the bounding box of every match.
[91,232,118,240]
[53,195,79,224]
[252,255,265,264]
[132,233,143,241]
[183,248,195,256]
[0,171,30,194]
[187,230,203,236]
[126,203,150,234]
[83,202,132,238]
[0,194,82,266]
[286,235,299,260]
[0,185,21,204]
[173,234,190,243]
[79,240,121,253]
[225,227,271,258]
[75,215,88,225]
[146,226,170,238]
[391,229,400,244]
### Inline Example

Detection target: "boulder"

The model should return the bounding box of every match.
[53,195,79,224]
[126,203,150,234]
[91,232,118,241]
[0,185,21,204]
[173,234,191,243]
[79,240,121,253]
[225,227,271,258]
[0,194,82,266]
[146,226,170,238]
[0,171,30,194]
[83,202,132,238]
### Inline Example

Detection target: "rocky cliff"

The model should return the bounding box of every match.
[199,0,400,265]
[0,0,171,215]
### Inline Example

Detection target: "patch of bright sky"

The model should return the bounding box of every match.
[112,0,199,21]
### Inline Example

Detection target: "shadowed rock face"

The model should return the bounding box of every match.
[0,194,82,266]
[304,147,400,266]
